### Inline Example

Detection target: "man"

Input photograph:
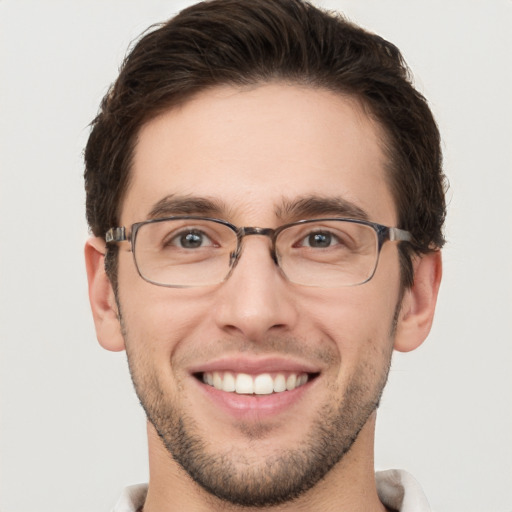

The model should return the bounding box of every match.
[84,0,445,510]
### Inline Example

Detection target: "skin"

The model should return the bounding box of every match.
[85,83,442,511]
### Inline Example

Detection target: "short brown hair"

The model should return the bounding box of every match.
[84,0,446,288]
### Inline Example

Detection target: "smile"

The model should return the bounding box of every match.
[201,371,311,395]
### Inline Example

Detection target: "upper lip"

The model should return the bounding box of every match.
[189,356,322,376]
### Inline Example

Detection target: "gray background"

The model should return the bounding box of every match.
[1,1,511,510]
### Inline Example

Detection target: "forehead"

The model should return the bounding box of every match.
[122,83,397,226]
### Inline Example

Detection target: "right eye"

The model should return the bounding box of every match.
[166,229,214,249]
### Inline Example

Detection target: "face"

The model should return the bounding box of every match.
[116,84,402,506]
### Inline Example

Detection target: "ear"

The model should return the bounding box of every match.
[394,250,442,353]
[84,237,125,352]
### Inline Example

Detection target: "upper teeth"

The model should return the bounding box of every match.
[202,371,309,395]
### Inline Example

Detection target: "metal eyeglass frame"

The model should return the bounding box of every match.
[105,216,412,287]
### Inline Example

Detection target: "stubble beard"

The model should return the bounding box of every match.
[118,295,399,508]
[147,374,389,508]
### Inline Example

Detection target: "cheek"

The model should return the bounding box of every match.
[301,284,399,371]
[118,282,225,377]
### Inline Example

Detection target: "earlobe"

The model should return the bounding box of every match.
[84,237,125,352]
[394,251,442,353]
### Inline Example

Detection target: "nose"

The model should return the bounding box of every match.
[213,235,299,342]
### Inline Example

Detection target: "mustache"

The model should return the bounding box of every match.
[172,334,338,368]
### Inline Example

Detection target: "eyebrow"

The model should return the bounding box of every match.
[146,194,369,223]
[147,195,228,219]
[276,195,369,222]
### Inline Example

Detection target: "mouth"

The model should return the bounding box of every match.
[190,359,322,420]
[195,371,319,395]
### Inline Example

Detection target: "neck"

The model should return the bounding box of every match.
[142,413,389,512]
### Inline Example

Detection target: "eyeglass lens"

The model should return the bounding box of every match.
[132,218,380,287]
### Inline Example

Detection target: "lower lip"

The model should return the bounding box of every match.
[195,377,315,421]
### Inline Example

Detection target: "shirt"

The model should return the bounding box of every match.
[112,469,431,511]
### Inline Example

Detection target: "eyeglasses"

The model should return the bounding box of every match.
[105,216,411,288]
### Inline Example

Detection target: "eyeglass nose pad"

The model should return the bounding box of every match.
[223,247,242,283]
[269,247,278,265]
[229,248,241,269]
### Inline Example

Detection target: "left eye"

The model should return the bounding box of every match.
[300,231,339,248]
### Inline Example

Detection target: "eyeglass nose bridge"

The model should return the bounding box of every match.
[228,226,279,269]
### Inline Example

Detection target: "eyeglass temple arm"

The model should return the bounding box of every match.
[388,227,412,242]
[105,227,127,243]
